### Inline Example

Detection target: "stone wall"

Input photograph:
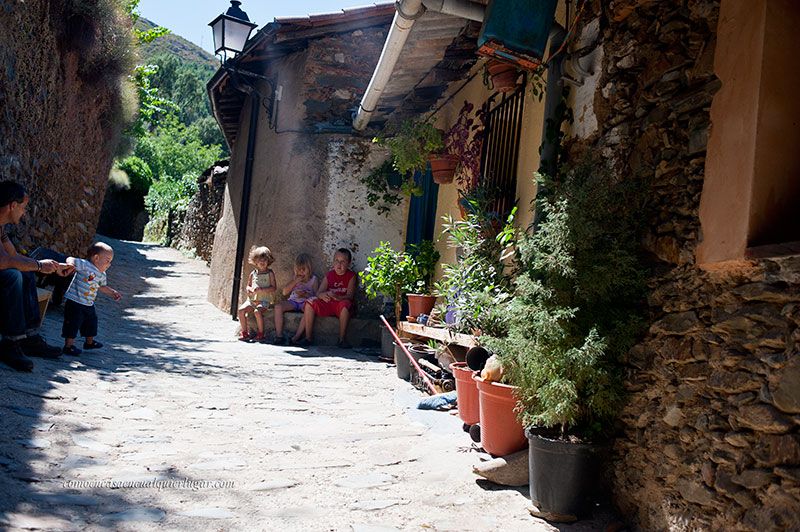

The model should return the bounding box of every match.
[0,0,130,254]
[173,160,228,263]
[565,0,800,529]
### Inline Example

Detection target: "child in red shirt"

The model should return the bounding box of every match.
[292,248,357,348]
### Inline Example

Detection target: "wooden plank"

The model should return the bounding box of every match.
[397,321,479,348]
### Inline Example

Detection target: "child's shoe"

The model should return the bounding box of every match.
[254,333,265,343]
[62,345,82,356]
[238,331,251,342]
[272,336,286,345]
[83,341,103,350]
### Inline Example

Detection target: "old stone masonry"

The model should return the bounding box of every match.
[0,238,610,531]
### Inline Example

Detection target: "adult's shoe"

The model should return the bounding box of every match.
[0,341,34,372]
[19,334,62,359]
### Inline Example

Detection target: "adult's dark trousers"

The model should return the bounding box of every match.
[0,269,41,339]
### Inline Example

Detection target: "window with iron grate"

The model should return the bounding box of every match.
[479,83,526,219]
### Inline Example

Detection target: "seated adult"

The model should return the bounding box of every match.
[0,181,73,371]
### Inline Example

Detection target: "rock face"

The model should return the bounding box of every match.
[0,1,129,255]
[566,1,800,530]
[173,160,228,263]
[96,182,147,242]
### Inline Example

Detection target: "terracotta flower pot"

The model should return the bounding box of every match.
[407,293,436,317]
[473,374,528,456]
[428,153,459,184]
[450,362,480,425]
[487,60,519,93]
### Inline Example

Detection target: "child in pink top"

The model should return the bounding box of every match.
[273,253,318,345]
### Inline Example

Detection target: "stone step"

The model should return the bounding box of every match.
[246,309,380,347]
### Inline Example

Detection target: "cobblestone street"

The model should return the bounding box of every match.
[0,239,608,531]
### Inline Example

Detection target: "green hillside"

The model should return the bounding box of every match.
[135,17,218,69]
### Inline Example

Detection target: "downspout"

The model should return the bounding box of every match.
[353,0,425,132]
[353,0,486,131]
[230,89,260,318]
[533,23,567,229]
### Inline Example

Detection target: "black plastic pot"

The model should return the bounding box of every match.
[526,428,602,519]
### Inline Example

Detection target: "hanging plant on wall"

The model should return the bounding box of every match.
[366,120,442,211]
[374,120,443,177]
[359,160,419,216]
[428,101,486,186]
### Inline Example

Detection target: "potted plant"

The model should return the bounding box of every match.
[359,159,420,216]
[485,59,520,93]
[406,240,440,317]
[362,241,417,326]
[374,120,443,180]
[483,161,647,520]
[429,101,486,185]
[436,201,516,337]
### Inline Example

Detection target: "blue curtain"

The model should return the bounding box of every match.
[405,166,439,247]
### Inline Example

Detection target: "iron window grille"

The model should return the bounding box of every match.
[479,80,527,219]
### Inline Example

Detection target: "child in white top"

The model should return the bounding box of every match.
[61,242,122,356]
[238,245,276,342]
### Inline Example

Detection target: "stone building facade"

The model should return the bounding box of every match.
[563,0,800,529]
[0,0,129,254]
[207,8,408,314]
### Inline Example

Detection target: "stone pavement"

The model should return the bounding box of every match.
[0,238,616,531]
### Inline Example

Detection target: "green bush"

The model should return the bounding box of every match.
[362,242,417,324]
[483,161,647,439]
[117,155,153,195]
[436,205,516,337]
[375,120,443,177]
[140,116,221,243]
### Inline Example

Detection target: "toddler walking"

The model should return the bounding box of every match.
[238,246,276,342]
[273,253,318,345]
[62,242,122,356]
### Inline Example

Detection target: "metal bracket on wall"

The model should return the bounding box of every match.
[225,65,278,131]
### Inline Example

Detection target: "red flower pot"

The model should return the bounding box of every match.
[473,374,528,456]
[407,294,436,317]
[428,153,459,184]
[450,362,480,425]
[487,60,519,93]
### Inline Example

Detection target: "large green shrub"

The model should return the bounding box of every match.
[484,161,647,439]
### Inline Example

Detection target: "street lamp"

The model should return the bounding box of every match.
[208,1,268,319]
[209,0,258,60]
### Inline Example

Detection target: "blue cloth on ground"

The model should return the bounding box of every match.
[417,391,458,410]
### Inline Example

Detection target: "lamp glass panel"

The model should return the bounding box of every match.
[223,18,253,53]
[211,18,225,54]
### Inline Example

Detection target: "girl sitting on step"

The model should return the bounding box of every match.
[272,253,317,345]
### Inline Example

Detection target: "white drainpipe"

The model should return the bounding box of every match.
[352,0,486,131]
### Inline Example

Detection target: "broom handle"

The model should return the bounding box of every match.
[380,315,438,395]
